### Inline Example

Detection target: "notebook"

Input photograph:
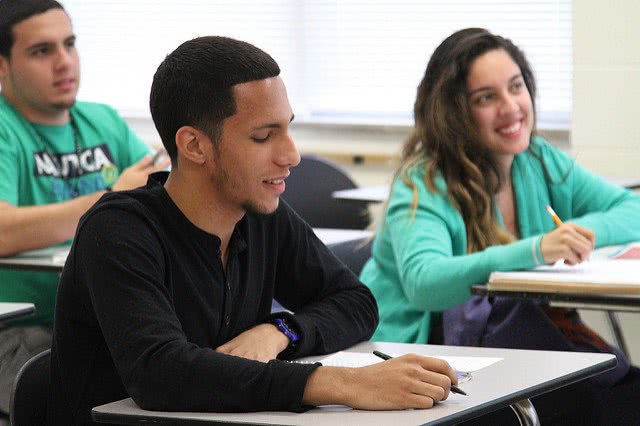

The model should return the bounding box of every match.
[487,260,640,295]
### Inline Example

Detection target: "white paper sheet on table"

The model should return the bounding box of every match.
[317,351,502,373]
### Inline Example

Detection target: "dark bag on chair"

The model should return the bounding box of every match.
[442,296,630,387]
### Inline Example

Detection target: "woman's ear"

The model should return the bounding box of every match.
[175,126,208,165]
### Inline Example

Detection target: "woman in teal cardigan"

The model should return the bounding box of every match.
[360,28,640,425]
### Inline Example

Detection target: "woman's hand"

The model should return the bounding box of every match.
[540,223,595,265]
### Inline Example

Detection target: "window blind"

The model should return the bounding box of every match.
[64,0,571,129]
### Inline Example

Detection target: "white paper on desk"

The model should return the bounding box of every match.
[491,259,640,285]
[318,351,502,373]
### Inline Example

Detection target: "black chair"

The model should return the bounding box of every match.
[9,349,50,426]
[328,237,373,276]
[328,238,444,344]
[282,154,370,229]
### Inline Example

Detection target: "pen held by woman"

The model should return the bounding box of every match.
[372,350,468,396]
[542,205,595,265]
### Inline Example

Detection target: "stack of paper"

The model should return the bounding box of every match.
[488,260,640,294]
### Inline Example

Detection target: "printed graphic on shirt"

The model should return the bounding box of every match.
[32,143,118,200]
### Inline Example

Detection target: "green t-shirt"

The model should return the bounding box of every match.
[0,94,150,326]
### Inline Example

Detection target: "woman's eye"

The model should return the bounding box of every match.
[473,94,493,105]
[510,81,524,92]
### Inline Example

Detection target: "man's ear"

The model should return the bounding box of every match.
[175,126,209,166]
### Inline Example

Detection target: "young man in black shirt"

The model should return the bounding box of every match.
[48,36,458,424]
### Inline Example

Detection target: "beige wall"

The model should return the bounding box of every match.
[573,1,640,364]
[572,1,640,177]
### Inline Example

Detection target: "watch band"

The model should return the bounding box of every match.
[272,317,299,343]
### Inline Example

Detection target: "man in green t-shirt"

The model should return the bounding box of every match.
[0,0,168,415]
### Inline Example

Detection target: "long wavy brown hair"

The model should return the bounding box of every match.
[398,28,538,253]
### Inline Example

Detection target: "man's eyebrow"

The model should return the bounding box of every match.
[253,114,295,130]
[25,41,53,52]
[468,74,523,96]
[26,34,76,52]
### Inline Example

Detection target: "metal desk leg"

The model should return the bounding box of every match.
[606,311,630,358]
[510,399,540,426]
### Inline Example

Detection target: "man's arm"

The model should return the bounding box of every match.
[217,203,377,361]
[0,155,168,256]
[303,355,458,409]
[271,203,379,357]
[0,195,105,256]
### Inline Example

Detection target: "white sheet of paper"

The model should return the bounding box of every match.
[490,259,640,286]
[318,351,502,373]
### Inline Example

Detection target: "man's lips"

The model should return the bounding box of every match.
[54,78,76,90]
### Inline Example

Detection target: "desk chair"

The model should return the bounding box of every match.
[282,155,370,229]
[9,349,50,426]
[328,237,373,276]
[328,238,445,345]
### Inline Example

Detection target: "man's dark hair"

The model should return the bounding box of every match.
[149,36,281,162]
[0,0,65,57]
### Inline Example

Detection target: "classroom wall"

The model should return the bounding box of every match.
[572,0,640,177]
[572,0,640,364]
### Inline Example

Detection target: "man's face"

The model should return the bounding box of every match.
[208,76,301,216]
[0,8,80,124]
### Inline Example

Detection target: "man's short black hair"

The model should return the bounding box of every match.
[149,36,281,162]
[0,0,65,57]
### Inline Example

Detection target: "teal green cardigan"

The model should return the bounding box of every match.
[360,137,640,343]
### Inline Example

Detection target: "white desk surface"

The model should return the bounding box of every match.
[0,302,35,321]
[332,185,389,203]
[92,341,615,426]
[0,229,368,273]
[475,245,640,307]
[0,246,69,273]
[314,228,373,245]
[332,176,640,204]
[610,176,640,189]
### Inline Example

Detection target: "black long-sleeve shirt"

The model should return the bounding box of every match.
[48,173,378,425]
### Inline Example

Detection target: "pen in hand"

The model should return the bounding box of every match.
[372,350,468,396]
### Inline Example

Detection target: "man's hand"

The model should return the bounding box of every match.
[111,155,171,192]
[303,354,458,410]
[215,323,290,362]
[540,222,595,265]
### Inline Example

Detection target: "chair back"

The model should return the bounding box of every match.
[10,349,51,426]
[328,237,373,276]
[282,155,370,229]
